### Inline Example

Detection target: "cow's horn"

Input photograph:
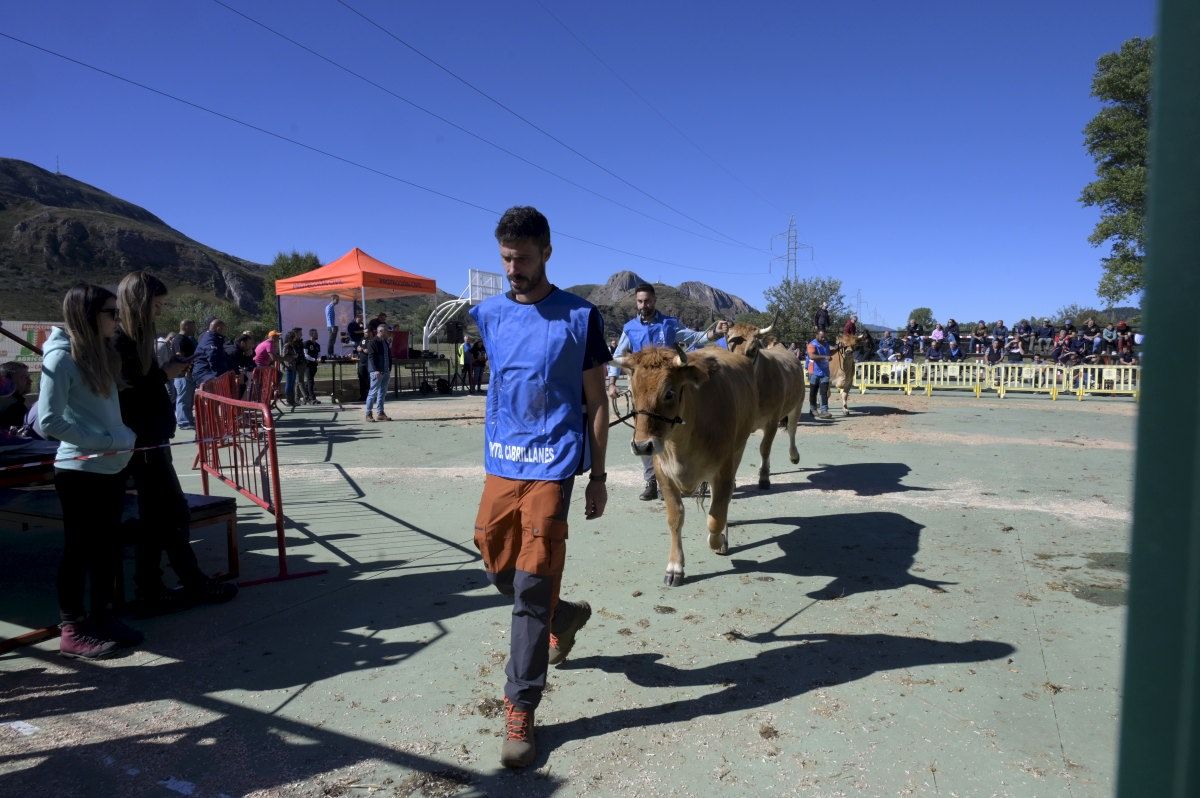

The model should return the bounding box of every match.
[758,310,780,336]
[674,342,688,366]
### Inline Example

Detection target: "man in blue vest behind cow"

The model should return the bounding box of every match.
[470,206,611,769]
[607,283,729,500]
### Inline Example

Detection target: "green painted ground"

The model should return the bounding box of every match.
[0,388,1135,797]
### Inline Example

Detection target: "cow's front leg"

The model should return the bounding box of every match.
[841,389,850,416]
[706,470,735,555]
[786,401,801,464]
[661,478,686,586]
[757,422,778,489]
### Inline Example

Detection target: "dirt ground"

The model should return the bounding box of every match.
[0,387,1134,797]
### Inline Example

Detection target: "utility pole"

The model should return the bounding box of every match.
[770,215,809,280]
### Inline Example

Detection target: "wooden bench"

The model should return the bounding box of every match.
[0,488,240,579]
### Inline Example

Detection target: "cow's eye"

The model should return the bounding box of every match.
[664,389,675,402]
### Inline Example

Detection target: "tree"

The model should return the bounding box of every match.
[907,307,935,331]
[762,276,849,345]
[1080,37,1153,305]
[260,250,322,328]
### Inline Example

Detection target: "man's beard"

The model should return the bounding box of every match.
[508,261,546,292]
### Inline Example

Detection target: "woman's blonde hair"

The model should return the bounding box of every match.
[118,271,168,376]
[62,283,123,397]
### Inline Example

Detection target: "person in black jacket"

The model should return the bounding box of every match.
[115,272,238,615]
[190,318,233,388]
[813,302,830,333]
[364,323,392,421]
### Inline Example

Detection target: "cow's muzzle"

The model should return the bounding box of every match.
[631,439,655,456]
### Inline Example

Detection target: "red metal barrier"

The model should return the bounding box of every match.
[194,384,324,587]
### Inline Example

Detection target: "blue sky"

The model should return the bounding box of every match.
[1,0,1154,327]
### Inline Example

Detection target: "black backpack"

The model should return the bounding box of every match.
[435,378,452,395]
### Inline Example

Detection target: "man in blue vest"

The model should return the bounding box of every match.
[806,328,833,420]
[606,283,728,500]
[470,206,611,769]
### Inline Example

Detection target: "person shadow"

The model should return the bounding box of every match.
[546,631,1014,760]
[687,511,955,599]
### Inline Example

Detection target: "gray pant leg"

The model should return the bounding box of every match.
[641,455,655,482]
[490,569,555,709]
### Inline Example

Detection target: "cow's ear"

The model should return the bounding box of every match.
[678,363,709,389]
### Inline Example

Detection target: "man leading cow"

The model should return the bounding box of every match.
[607,283,729,500]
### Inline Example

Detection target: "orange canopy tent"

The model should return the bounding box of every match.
[275,247,436,302]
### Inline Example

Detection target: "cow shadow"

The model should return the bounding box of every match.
[547,631,1013,757]
[689,511,954,599]
[736,462,933,498]
[843,405,922,416]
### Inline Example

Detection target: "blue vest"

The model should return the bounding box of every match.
[807,339,830,377]
[470,289,593,481]
[622,313,681,352]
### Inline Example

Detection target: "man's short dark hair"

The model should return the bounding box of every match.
[635,283,655,296]
[495,206,550,249]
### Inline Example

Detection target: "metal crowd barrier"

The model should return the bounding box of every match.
[194,380,325,587]
[920,362,990,398]
[993,363,1065,400]
[854,361,918,395]
[1070,364,1140,401]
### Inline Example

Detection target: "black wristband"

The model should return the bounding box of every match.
[589,472,607,483]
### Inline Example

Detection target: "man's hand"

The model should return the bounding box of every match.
[713,319,730,337]
[163,360,189,379]
[584,479,607,520]
[371,371,381,379]
[606,381,619,400]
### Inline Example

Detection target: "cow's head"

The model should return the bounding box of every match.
[725,313,778,361]
[612,345,708,457]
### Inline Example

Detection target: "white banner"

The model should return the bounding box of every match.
[0,321,59,371]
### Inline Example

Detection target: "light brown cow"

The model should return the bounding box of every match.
[828,333,860,415]
[725,320,805,489]
[614,345,759,586]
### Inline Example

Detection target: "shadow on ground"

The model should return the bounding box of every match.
[736,462,933,498]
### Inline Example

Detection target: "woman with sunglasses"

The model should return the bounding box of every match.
[37,283,141,658]
[115,272,238,616]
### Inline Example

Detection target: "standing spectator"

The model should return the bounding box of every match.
[877,330,896,360]
[608,336,619,354]
[302,328,322,404]
[354,334,371,402]
[253,330,282,369]
[346,313,365,352]
[324,295,340,358]
[469,339,487,394]
[0,361,32,429]
[843,314,858,336]
[38,283,139,658]
[364,323,392,422]
[115,272,237,617]
[813,302,830,333]
[606,283,727,501]
[458,334,474,388]
[970,320,989,354]
[281,329,304,407]
[172,319,198,429]
[985,337,1004,366]
[190,318,233,389]
[806,328,833,420]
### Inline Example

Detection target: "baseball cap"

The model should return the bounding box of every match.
[267,330,281,338]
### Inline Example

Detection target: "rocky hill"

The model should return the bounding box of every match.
[0,158,264,319]
[564,270,761,337]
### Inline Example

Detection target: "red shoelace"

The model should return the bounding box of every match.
[505,699,531,740]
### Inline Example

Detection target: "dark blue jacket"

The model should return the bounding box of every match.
[191,330,232,386]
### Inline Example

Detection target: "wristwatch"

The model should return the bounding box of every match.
[589,472,607,482]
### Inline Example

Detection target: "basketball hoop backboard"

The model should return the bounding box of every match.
[468,269,503,305]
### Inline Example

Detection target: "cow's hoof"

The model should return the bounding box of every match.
[789,453,799,465]
[709,532,729,555]
[758,478,770,490]
[664,570,685,587]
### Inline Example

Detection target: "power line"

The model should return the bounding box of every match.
[0,30,766,277]
[333,0,770,255]
[531,0,787,218]
[208,0,749,252]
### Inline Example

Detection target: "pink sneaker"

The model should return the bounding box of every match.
[59,622,118,660]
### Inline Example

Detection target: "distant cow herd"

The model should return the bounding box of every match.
[612,324,864,586]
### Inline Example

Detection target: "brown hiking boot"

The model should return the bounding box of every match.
[501,697,536,768]
[548,601,591,666]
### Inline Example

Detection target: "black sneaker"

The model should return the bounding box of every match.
[639,478,658,501]
[129,587,194,619]
[548,601,591,666]
[185,578,239,604]
[92,616,144,647]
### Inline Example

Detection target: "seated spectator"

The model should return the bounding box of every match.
[877,331,896,360]
[930,324,945,346]
[991,320,1009,344]
[843,315,858,336]
[985,337,1004,366]
[900,334,916,362]
[1005,336,1024,363]
[925,340,943,362]
[1062,318,1077,335]
[1035,319,1055,354]
[906,318,925,352]
[945,318,960,344]
[1053,328,1071,349]
[1101,323,1118,354]
[1014,319,1033,350]
[1117,346,1136,366]
[946,340,965,362]
[970,321,989,353]
[1070,331,1091,359]
[1082,317,1101,339]
[346,314,365,351]
[0,361,32,429]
